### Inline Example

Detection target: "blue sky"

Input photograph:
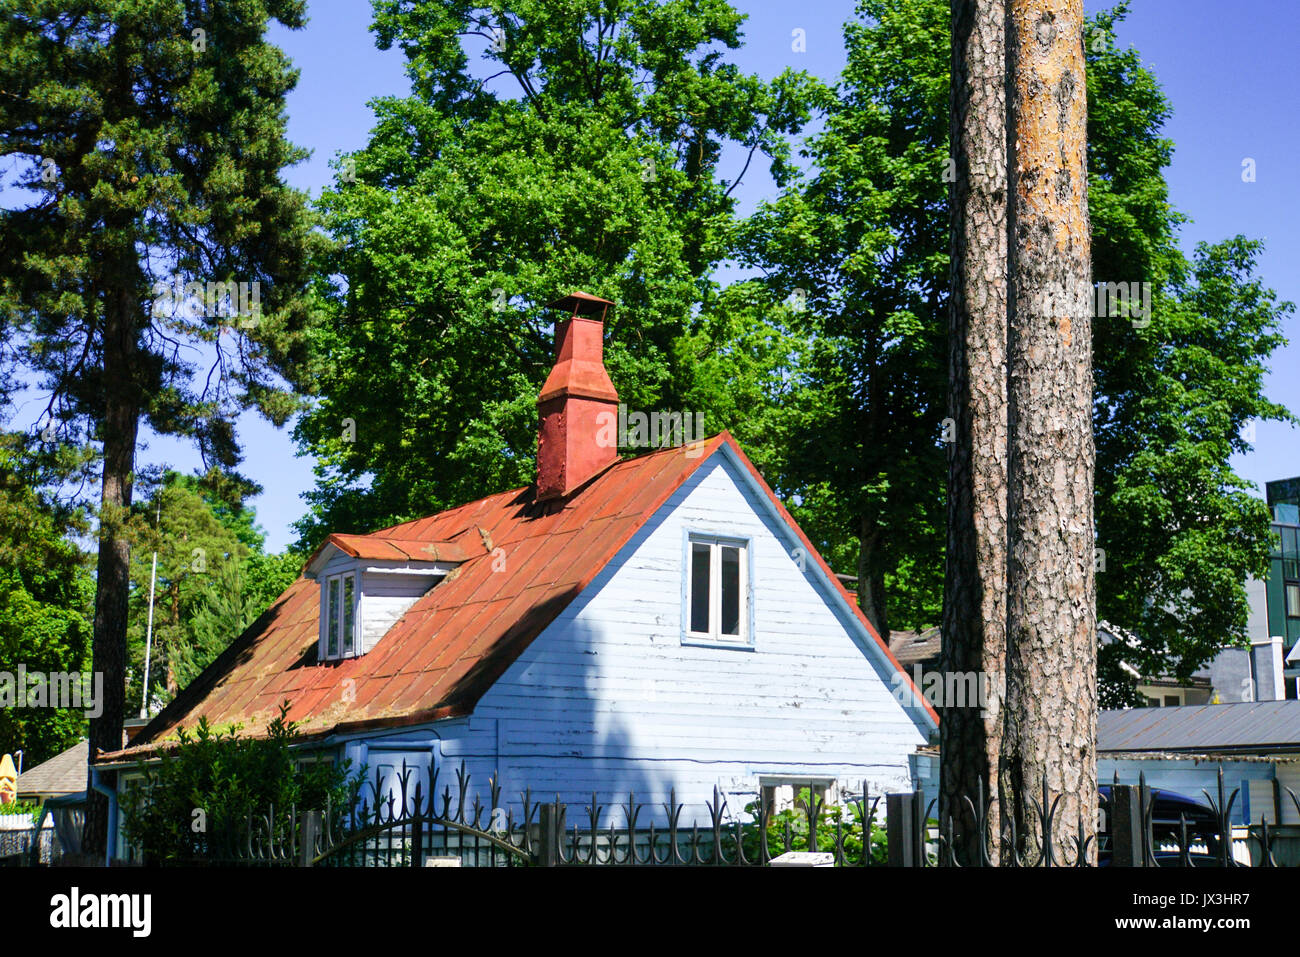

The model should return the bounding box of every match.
[133,1,1300,550]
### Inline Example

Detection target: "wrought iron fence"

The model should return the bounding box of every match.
[178,761,1300,868]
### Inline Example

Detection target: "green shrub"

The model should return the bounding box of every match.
[119,702,360,864]
[0,799,43,824]
[724,788,888,864]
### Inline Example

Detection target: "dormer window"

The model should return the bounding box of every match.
[305,533,466,663]
[684,534,751,646]
[324,571,358,660]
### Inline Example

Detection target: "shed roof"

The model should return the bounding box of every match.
[101,433,935,762]
[1098,701,1300,754]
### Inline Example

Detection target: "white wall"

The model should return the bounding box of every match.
[420,447,931,824]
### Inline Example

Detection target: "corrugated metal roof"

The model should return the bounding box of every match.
[1099,701,1300,753]
[101,433,934,762]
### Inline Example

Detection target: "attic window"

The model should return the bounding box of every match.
[322,571,358,660]
[684,534,749,646]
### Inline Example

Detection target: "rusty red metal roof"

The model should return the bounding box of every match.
[306,528,485,567]
[101,433,934,761]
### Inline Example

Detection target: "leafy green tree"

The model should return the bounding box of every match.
[0,437,93,767]
[731,0,1292,690]
[0,1,323,851]
[293,0,812,545]
[128,472,304,705]
[732,0,949,635]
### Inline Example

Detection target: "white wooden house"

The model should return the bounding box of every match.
[99,293,937,850]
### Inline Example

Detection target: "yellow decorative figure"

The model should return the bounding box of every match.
[0,754,16,805]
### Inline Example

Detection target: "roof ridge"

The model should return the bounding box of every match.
[365,433,728,540]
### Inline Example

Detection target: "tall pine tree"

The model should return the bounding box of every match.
[0,0,322,853]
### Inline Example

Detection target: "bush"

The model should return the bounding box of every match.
[726,788,888,864]
[119,702,359,864]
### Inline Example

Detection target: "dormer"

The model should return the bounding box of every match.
[304,532,475,661]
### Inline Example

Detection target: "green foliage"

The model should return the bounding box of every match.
[127,471,304,706]
[0,800,44,825]
[734,0,1292,693]
[119,703,359,864]
[731,0,949,634]
[293,0,814,546]
[0,438,93,766]
[723,789,888,864]
[0,0,325,476]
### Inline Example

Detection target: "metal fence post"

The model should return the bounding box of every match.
[300,810,321,868]
[538,802,562,866]
[886,791,924,867]
[411,815,424,868]
[1110,785,1147,867]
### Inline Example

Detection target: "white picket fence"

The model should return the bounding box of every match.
[0,811,53,862]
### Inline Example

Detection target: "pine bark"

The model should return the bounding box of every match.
[940,0,1010,867]
[1003,0,1096,865]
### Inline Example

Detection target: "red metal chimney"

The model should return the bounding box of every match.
[536,292,619,500]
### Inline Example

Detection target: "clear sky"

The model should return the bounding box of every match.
[136,0,1300,550]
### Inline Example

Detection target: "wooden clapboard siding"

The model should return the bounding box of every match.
[419,449,930,820]
[358,571,438,654]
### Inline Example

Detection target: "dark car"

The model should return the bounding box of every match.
[1097,785,1225,866]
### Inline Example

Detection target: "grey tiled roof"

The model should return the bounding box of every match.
[888,627,941,668]
[1099,701,1300,754]
[16,740,87,799]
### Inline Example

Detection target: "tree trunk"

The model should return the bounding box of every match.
[1003,0,1096,865]
[82,281,141,858]
[940,0,1010,867]
[857,520,888,640]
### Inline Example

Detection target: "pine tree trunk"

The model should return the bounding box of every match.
[82,282,140,858]
[940,0,1010,867]
[1003,0,1096,865]
[857,521,888,640]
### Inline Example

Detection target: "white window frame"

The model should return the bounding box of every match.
[683,533,751,647]
[758,776,837,815]
[320,570,359,661]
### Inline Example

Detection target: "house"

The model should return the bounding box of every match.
[15,739,88,804]
[96,292,937,857]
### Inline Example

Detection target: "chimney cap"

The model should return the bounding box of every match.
[546,291,614,319]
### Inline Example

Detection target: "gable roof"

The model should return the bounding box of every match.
[16,739,88,799]
[101,433,935,762]
[1099,701,1300,754]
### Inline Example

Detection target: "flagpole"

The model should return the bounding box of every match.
[140,501,160,719]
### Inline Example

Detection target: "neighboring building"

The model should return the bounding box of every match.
[888,627,940,675]
[15,740,87,804]
[1197,477,1300,704]
[1259,477,1300,695]
[1093,476,1300,708]
[1098,700,1300,832]
[95,293,937,860]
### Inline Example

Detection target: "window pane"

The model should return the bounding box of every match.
[343,576,355,653]
[690,543,711,633]
[1287,583,1300,619]
[327,578,340,657]
[720,546,741,636]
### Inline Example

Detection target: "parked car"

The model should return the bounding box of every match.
[1097,785,1224,866]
